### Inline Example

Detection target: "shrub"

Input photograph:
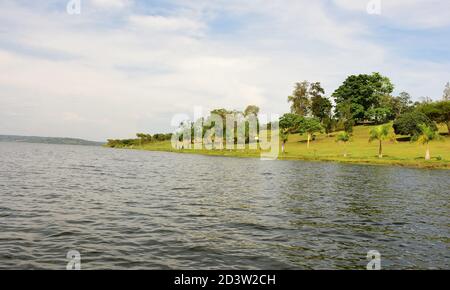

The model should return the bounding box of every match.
[393,111,436,137]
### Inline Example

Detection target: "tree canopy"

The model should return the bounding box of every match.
[288,81,327,117]
[417,101,450,134]
[393,111,437,137]
[333,72,394,123]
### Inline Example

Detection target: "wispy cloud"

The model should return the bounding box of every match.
[0,0,449,141]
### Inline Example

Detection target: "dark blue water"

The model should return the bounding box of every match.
[0,142,448,269]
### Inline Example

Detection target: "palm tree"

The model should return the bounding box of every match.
[416,124,442,160]
[335,132,350,157]
[368,124,391,158]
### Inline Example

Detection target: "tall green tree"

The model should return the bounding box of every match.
[311,95,332,122]
[336,100,354,133]
[309,82,331,121]
[415,124,442,160]
[391,92,413,118]
[366,107,392,124]
[333,72,394,123]
[417,101,450,135]
[288,81,331,121]
[288,81,310,116]
[368,124,391,158]
[279,113,301,133]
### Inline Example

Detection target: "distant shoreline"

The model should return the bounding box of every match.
[0,135,104,146]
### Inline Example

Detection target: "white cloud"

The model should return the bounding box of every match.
[128,15,206,34]
[333,0,450,28]
[0,0,449,141]
[90,0,131,9]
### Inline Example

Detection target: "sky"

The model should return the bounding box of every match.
[0,0,449,141]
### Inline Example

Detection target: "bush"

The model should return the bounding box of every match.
[393,111,437,137]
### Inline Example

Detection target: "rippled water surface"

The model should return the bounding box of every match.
[0,142,449,269]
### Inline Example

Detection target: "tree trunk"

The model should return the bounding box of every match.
[282,142,285,153]
[425,144,431,160]
[447,121,450,135]
[378,140,383,158]
[307,133,311,149]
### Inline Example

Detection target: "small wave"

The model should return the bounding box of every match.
[170,187,194,191]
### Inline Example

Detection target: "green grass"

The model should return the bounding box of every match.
[110,124,450,169]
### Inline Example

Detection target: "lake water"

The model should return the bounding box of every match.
[0,142,448,269]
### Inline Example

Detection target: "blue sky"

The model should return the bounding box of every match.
[0,0,449,141]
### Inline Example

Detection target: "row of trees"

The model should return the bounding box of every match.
[107,75,449,160]
[175,106,261,147]
[280,74,449,159]
[106,133,173,148]
[284,73,416,134]
[284,74,450,135]
[107,105,262,148]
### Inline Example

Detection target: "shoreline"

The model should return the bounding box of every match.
[109,146,450,170]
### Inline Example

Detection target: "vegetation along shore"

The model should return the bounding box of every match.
[106,73,450,169]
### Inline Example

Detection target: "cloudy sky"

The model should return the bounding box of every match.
[0,0,449,141]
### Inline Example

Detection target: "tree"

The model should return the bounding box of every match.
[333,72,394,123]
[287,81,327,117]
[417,101,450,135]
[415,124,442,160]
[336,100,354,133]
[368,124,391,158]
[443,82,450,101]
[311,95,332,122]
[279,113,301,133]
[244,105,260,117]
[434,101,450,134]
[335,131,350,157]
[393,111,437,137]
[366,107,392,124]
[309,82,330,121]
[279,113,302,153]
[288,81,310,116]
[391,92,413,118]
[136,133,152,145]
[322,115,336,136]
[297,117,323,148]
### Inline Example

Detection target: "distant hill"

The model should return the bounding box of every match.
[0,135,104,146]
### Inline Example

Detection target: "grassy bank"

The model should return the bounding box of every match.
[109,124,450,170]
